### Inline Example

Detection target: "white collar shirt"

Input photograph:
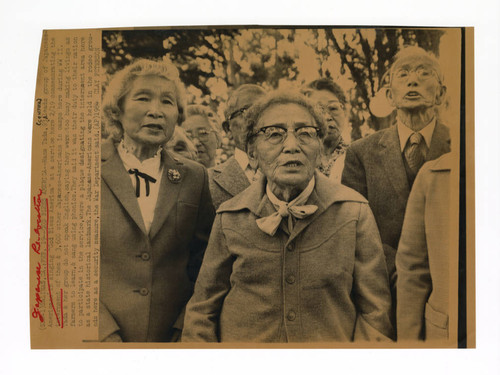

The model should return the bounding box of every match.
[234,147,259,182]
[117,141,163,234]
[397,117,436,152]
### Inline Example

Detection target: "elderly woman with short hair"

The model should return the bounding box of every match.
[182,90,393,342]
[302,78,349,182]
[100,59,215,342]
[182,104,222,168]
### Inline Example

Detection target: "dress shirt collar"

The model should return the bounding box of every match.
[234,147,250,171]
[397,116,436,152]
[117,140,162,178]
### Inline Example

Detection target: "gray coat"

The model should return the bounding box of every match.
[99,140,215,342]
[208,156,250,210]
[182,172,393,342]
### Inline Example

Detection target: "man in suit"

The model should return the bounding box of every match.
[208,84,266,210]
[341,46,451,324]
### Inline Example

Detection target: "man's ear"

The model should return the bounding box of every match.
[435,85,447,106]
[386,87,395,107]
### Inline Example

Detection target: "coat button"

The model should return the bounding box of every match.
[287,310,296,321]
[139,288,149,296]
[287,244,294,252]
[141,252,151,261]
[286,275,295,284]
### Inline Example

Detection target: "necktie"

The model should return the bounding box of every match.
[256,179,318,236]
[128,169,157,197]
[404,132,427,176]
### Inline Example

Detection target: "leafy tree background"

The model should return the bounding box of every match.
[102,27,449,162]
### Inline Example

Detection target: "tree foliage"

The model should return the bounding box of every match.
[102,27,445,144]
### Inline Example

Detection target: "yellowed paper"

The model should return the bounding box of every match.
[29,26,474,348]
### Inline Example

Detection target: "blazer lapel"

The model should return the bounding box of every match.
[101,142,147,234]
[427,122,451,161]
[378,127,410,201]
[149,151,184,239]
[213,157,250,198]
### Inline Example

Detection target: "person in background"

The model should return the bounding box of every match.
[182,90,392,342]
[302,78,349,182]
[396,153,453,341]
[207,84,266,210]
[341,46,451,331]
[165,126,198,161]
[100,59,215,342]
[182,104,222,169]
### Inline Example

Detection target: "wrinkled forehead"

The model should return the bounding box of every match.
[392,54,443,79]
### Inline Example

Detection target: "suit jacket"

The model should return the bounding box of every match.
[396,154,452,341]
[182,172,393,342]
[208,156,250,210]
[99,140,215,342]
[341,122,450,287]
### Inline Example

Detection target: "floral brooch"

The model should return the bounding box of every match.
[167,168,181,183]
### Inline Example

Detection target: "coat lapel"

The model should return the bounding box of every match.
[101,141,147,234]
[427,122,451,161]
[378,126,410,201]
[149,151,185,239]
[213,157,250,198]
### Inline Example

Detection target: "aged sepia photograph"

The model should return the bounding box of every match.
[96,26,469,346]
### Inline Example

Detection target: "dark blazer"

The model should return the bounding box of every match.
[182,172,393,342]
[397,154,452,341]
[99,140,215,342]
[341,122,450,288]
[208,156,250,210]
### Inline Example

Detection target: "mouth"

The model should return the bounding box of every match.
[404,91,422,99]
[282,160,304,168]
[142,124,164,131]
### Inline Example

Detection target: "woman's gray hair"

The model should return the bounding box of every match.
[244,90,328,145]
[102,58,187,141]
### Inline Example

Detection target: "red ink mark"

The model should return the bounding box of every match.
[31,262,44,323]
[31,189,43,254]
[60,289,64,328]
[45,198,61,327]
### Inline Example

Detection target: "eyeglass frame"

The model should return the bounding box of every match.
[184,128,218,142]
[391,66,442,84]
[248,125,323,145]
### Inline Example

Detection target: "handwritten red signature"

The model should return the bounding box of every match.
[31,190,64,328]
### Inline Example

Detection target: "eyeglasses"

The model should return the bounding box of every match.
[393,67,439,82]
[228,105,250,121]
[185,128,215,142]
[249,125,321,145]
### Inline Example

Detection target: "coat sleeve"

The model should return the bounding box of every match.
[396,170,431,341]
[187,166,216,286]
[341,146,368,199]
[352,203,394,341]
[181,214,234,342]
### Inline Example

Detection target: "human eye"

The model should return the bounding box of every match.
[296,127,317,139]
[417,67,432,79]
[328,104,342,112]
[134,95,150,102]
[161,97,175,105]
[395,69,409,79]
[263,126,285,140]
[198,129,210,136]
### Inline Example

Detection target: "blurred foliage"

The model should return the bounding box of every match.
[102,27,445,160]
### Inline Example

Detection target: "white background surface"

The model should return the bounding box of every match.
[0,1,498,374]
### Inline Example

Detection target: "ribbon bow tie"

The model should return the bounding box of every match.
[256,178,318,236]
[128,168,157,197]
[256,203,318,236]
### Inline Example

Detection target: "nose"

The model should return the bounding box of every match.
[282,131,301,154]
[406,71,419,86]
[146,99,164,119]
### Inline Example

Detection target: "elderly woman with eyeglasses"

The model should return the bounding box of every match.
[100,59,215,342]
[182,90,393,343]
[182,104,222,168]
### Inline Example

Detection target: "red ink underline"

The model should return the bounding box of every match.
[45,198,63,327]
